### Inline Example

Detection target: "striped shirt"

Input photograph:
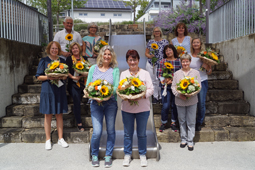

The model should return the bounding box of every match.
[92,65,114,85]
[171,68,201,106]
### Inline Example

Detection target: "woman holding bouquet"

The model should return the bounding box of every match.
[190,38,212,131]
[35,41,69,150]
[82,22,102,65]
[171,53,201,151]
[66,42,88,132]
[121,50,154,167]
[145,27,169,104]
[157,44,181,132]
[171,22,192,54]
[86,46,119,167]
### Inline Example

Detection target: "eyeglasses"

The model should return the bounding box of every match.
[154,31,160,33]
[128,59,138,63]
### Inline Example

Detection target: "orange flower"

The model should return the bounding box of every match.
[190,79,194,84]
[47,63,50,67]
[59,64,64,69]
[118,85,122,89]
[95,86,98,90]
[89,82,93,86]
[141,82,144,85]
[204,51,207,55]
[197,84,200,87]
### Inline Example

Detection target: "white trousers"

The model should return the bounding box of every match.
[146,61,161,99]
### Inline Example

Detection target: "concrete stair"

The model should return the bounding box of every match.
[0,48,254,144]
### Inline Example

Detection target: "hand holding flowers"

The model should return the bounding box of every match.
[65,34,73,52]
[162,62,174,96]
[198,48,220,70]
[176,76,201,98]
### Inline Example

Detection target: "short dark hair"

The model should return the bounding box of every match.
[126,49,140,61]
[175,22,188,36]
[163,44,179,59]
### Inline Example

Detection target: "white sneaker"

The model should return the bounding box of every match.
[45,139,51,150]
[58,138,69,148]
[140,155,147,167]
[123,155,131,167]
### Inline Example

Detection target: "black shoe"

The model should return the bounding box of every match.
[171,123,179,132]
[180,143,187,148]
[188,146,194,151]
[152,97,158,104]
[159,124,166,132]
[196,124,201,131]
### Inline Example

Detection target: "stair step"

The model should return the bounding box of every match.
[24,75,42,84]
[213,62,228,71]
[225,127,255,141]
[208,80,238,90]
[12,93,40,104]
[1,116,23,128]
[206,90,243,101]
[206,101,250,114]
[21,128,53,143]
[18,84,41,93]
[0,128,24,143]
[51,128,90,143]
[29,66,38,75]
[208,71,232,80]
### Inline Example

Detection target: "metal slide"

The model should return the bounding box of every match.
[89,19,160,161]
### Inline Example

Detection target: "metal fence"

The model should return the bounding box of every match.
[209,0,255,43]
[0,0,48,46]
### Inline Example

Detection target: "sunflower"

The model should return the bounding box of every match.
[75,62,84,70]
[50,61,59,70]
[151,43,158,50]
[100,85,109,96]
[180,79,189,90]
[131,78,142,87]
[164,62,173,70]
[100,40,108,46]
[119,78,127,86]
[211,53,219,61]
[65,34,73,41]
[92,79,101,86]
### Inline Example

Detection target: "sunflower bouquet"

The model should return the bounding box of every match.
[175,46,186,57]
[161,62,174,96]
[116,77,147,106]
[93,40,108,55]
[198,48,220,66]
[72,60,91,76]
[84,79,113,102]
[45,60,69,86]
[150,43,159,74]
[176,76,201,97]
[65,33,73,52]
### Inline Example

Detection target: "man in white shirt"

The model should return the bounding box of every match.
[53,17,84,60]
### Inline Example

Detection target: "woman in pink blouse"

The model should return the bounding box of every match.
[171,53,201,151]
[120,50,154,167]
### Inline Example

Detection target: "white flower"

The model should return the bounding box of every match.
[88,86,94,92]
[188,85,195,92]
[106,85,112,90]
[104,80,108,85]
[97,85,101,90]
[194,80,199,84]
[122,85,125,88]
[94,46,99,51]
[131,86,135,91]
[123,81,129,86]
[138,85,146,91]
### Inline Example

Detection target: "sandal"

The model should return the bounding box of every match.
[77,125,85,132]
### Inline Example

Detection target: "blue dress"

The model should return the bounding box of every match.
[35,57,68,114]
[172,36,191,54]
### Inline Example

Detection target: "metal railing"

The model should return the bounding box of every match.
[0,0,48,46]
[209,0,255,43]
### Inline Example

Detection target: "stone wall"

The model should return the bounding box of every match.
[0,38,42,117]
[213,34,255,116]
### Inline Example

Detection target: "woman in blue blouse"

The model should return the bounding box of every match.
[35,41,69,150]
[171,22,192,54]
[86,45,119,168]
[157,44,181,132]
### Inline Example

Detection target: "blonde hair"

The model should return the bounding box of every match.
[180,53,192,61]
[152,26,163,38]
[191,37,205,54]
[45,41,61,55]
[69,42,82,55]
[97,45,118,68]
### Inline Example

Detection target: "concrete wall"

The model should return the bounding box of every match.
[214,34,255,116]
[0,38,42,117]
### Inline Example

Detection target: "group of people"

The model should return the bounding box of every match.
[36,16,212,168]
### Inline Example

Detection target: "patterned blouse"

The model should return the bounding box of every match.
[146,39,169,66]
[171,36,191,54]
[92,65,114,85]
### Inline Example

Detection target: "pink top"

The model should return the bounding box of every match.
[120,69,154,113]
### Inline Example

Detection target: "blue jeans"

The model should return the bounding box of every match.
[196,80,208,125]
[90,98,118,156]
[161,85,178,124]
[122,110,150,155]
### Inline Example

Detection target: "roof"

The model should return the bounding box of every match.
[74,0,132,11]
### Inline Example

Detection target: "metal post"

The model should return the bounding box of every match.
[190,0,192,8]
[47,0,53,42]
[171,0,173,10]
[159,0,161,13]
[206,0,210,43]
[71,0,73,18]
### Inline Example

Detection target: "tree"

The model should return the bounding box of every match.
[27,0,87,26]
[135,0,149,21]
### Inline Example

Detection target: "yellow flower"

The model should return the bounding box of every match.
[75,62,84,70]
[92,79,101,86]
[177,46,185,51]
[119,78,127,86]
[180,79,189,90]
[100,85,109,96]
[100,40,108,46]
[131,78,142,87]
[164,62,174,70]
[65,34,73,41]
[211,53,218,61]
[151,43,158,50]
[50,61,59,70]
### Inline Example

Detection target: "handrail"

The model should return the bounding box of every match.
[109,19,112,45]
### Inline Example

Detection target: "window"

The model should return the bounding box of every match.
[164,5,169,8]
[84,13,87,16]
[113,14,117,16]
[101,13,105,16]
[79,13,83,16]
[118,14,122,16]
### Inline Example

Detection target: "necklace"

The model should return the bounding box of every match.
[129,67,140,76]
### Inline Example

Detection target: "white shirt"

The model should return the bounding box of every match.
[53,28,83,60]
[189,54,208,82]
